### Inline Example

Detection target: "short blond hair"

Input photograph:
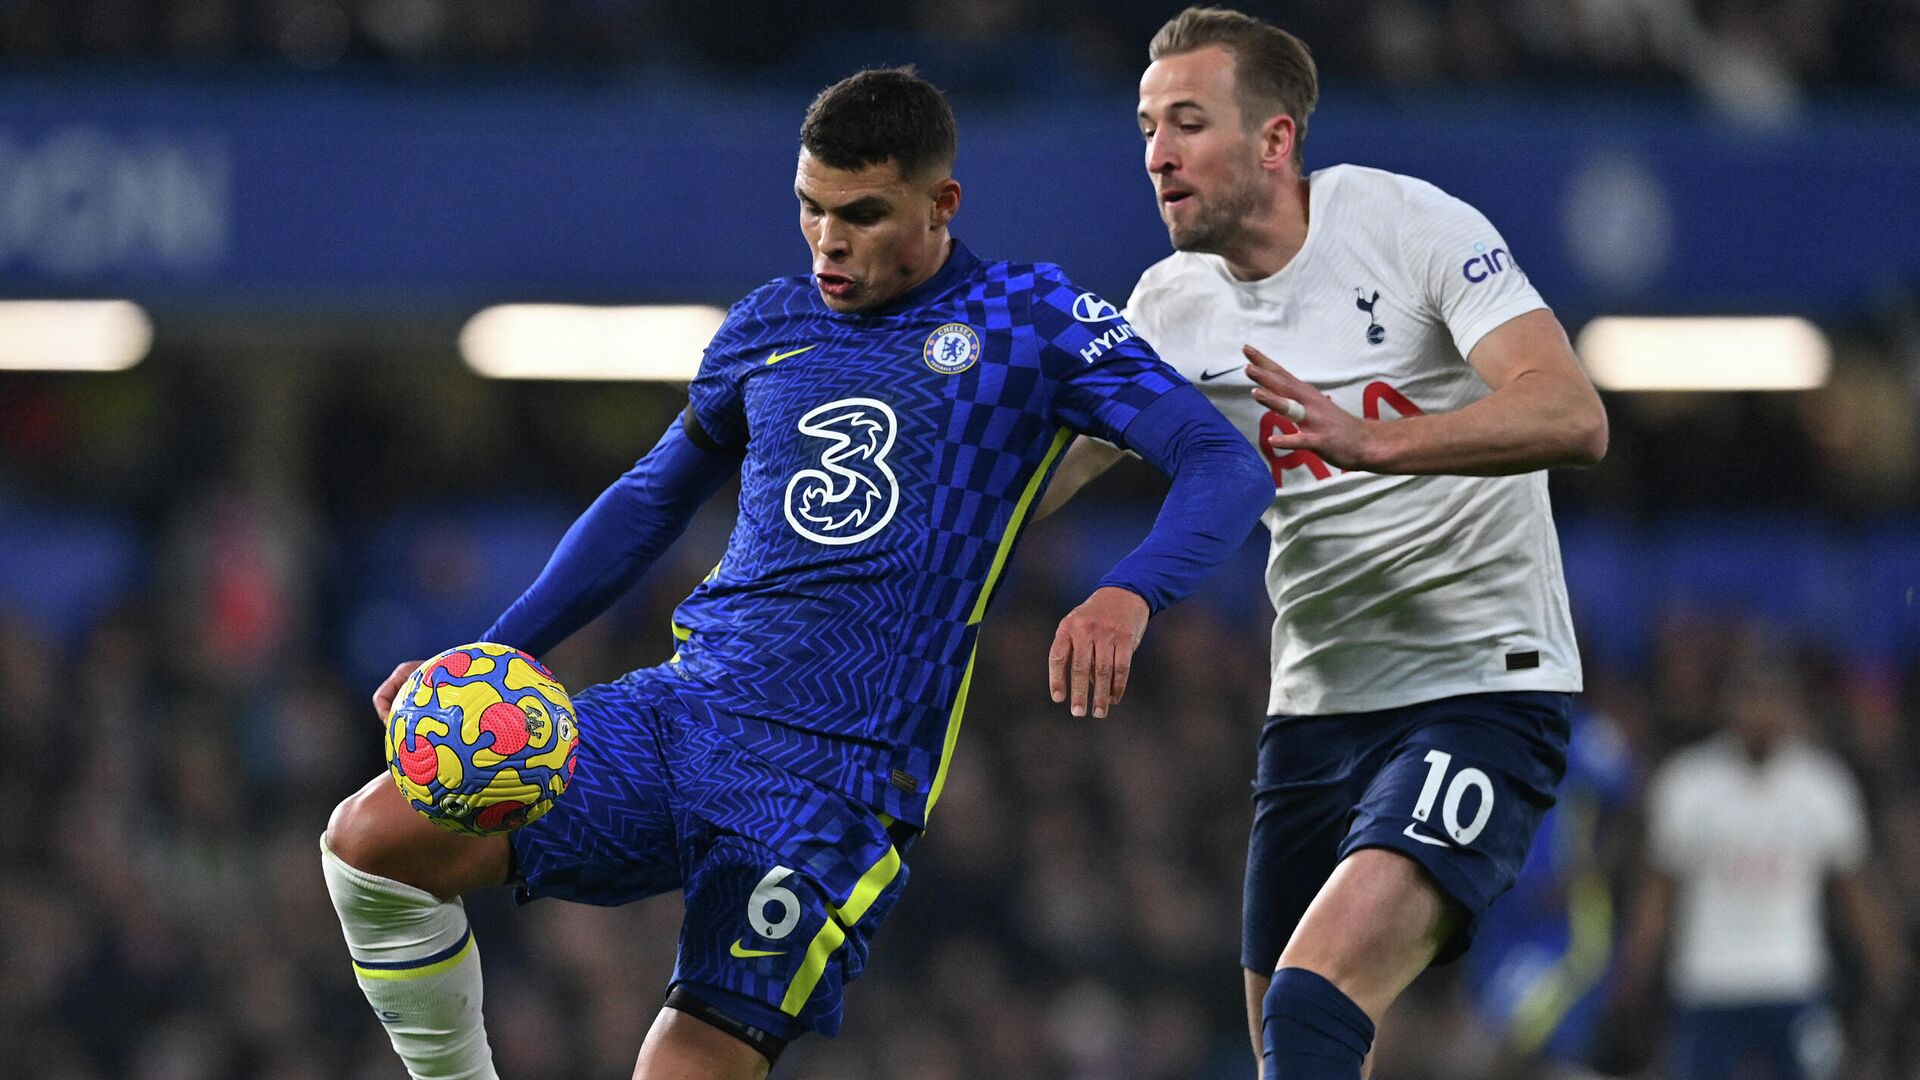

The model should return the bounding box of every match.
[1149,6,1318,168]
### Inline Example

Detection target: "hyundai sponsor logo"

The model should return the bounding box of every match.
[1071,292,1123,322]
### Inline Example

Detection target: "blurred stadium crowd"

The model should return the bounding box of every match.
[3,357,1920,1079]
[3,0,1920,94]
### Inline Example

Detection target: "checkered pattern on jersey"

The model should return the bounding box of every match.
[511,667,905,1037]
[672,244,1188,826]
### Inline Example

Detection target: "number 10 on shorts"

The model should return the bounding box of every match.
[1407,749,1494,847]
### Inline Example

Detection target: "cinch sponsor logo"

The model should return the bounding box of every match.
[1462,242,1512,283]
[1079,322,1137,363]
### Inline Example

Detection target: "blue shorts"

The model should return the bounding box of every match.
[509,666,911,1041]
[1242,691,1570,972]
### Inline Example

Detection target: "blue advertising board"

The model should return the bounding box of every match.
[0,74,1913,317]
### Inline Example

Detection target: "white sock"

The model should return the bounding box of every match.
[321,837,499,1080]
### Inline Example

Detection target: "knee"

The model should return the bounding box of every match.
[323,773,509,898]
[324,776,393,874]
[323,773,431,887]
[1274,849,1458,1016]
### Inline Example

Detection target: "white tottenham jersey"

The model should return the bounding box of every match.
[1647,734,1868,1003]
[1127,165,1581,716]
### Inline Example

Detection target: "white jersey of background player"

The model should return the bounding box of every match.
[1041,8,1608,1080]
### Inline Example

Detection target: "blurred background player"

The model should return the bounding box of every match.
[1460,703,1634,1080]
[1044,7,1607,1078]
[1618,654,1911,1080]
[320,67,1270,1080]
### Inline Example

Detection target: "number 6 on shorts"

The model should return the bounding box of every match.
[750,866,801,940]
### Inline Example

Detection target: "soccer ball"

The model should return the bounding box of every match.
[385,642,580,836]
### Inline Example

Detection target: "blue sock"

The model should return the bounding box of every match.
[1262,967,1375,1079]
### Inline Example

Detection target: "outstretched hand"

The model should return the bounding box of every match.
[1049,586,1150,718]
[372,660,426,723]
[1243,344,1376,471]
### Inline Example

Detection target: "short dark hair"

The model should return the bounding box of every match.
[800,66,957,179]
[1150,6,1318,169]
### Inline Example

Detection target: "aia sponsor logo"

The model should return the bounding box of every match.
[1260,381,1423,488]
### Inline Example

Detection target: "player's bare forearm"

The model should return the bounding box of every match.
[1035,436,1126,520]
[1248,308,1608,476]
[1350,367,1607,475]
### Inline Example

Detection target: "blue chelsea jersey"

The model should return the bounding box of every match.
[671,240,1185,828]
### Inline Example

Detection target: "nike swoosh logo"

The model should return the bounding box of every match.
[764,345,818,366]
[1402,822,1453,848]
[729,940,783,959]
[1198,367,1238,381]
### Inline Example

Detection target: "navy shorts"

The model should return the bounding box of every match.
[1672,999,1841,1080]
[1241,691,1571,972]
[509,666,911,1041]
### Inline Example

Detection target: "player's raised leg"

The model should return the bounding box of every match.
[1279,849,1457,1021]
[1256,849,1458,1079]
[323,773,512,1080]
[1253,694,1570,1079]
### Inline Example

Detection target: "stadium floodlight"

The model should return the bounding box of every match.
[0,300,152,371]
[460,304,727,381]
[1576,316,1830,391]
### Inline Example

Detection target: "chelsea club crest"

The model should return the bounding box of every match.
[923,323,981,375]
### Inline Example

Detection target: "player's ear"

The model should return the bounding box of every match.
[929,177,961,229]
[1259,114,1295,174]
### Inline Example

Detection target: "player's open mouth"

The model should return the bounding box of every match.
[1161,189,1192,205]
[816,272,857,299]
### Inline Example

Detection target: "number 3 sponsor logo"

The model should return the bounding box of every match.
[1404,749,1494,847]
[784,397,900,545]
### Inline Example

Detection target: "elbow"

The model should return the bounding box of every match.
[1174,424,1275,521]
[1567,398,1609,467]
[1235,449,1277,516]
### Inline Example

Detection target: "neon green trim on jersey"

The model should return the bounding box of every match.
[925,648,976,814]
[967,427,1071,627]
[922,426,1070,818]
[779,845,903,1016]
[351,933,477,982]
